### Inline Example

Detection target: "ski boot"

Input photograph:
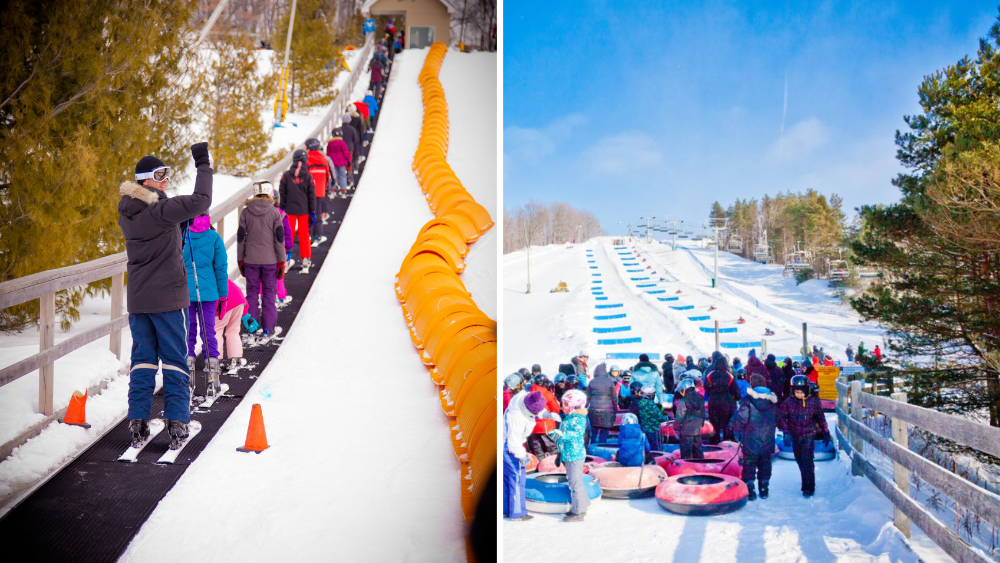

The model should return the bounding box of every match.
[129,419,150,448]
[300,258,311,275]
[206,357,222,397]
[167,420,189,450]
[228,357,248,374]
[759,480,769,499]
[747,482,757,502]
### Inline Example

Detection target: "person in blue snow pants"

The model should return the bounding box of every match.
[502,448,527,519]
[128,310,192,422]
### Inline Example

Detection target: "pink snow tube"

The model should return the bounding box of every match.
[660,421,714,439]
[660,444,732,464]
[588,462,668,499]
[665,456,743,478]
[655,473,749,515]
[536,454,607,474]
[526,453,539,474]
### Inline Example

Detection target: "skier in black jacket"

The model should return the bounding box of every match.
[728,374,778,500]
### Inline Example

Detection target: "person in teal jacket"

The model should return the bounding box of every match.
[549,389,590,522]
[183,213,228,389]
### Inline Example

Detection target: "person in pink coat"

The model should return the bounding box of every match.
[325,128,351,198]
[216,279,249,372]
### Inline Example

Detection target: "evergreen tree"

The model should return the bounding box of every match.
[710,201,726,219]
[0,0,199,330]
[272,0,347,111]
[851,11,1000,426]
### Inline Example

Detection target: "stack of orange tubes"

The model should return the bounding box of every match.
[395,42,496,526]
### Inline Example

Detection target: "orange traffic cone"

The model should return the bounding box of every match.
[236,403,269,453]
[61,390,91,428]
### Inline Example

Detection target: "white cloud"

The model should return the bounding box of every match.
[769,117,829,162]
[503,113,588,166]
[580,131,663,174]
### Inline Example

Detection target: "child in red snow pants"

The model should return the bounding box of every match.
[287,214,311,260]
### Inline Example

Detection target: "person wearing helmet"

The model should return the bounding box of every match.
[735,369,750,399]
[728,374,778,501]
[526,374,561,458]
[325,128,351,199]
[586,363,616,444]
[635,384,668,451]
[553,373,568,403]
[674,377,706,459]
[503,372,524,412]
[304,138,333,246]
[615,412,651,467]
[531,364,543,377]
[547,389,590,522]
[617,369,635,410]
[565,374,581,392]
[504,390,551,521]
[705,356,741,444]
[338,114,359,188]
[631,360,665,405]
[237,179,288,344]
[278,149,315,272]
[777,375,830,497]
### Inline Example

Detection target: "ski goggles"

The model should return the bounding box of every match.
[135,166,172,182]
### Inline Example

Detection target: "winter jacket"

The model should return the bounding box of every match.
[219,280,248,317]
[117,164,212,314]
[326,133,351,167]
[777,394,829,440]
[804,366,818,384]
[529,384,561,435]
[237,197,287,265]
[183,215,228,302]
[660,360,676,394]
[363,94,379,115]
[306,150,332,197]
[347,109,365,143]
[632,360,659,374]
[674,390,705,437]
[503,391,535,461]
[615,423,650,467]
[555,411,588,463]
[767,362,787,402]
[586,365,617,429]
[503,389,512,412]
[632,366,665,404]
[736,378,749,399]
[571,357,589,377]
[278,164,315,216]
[636,397,667,435]
[279,209,293,254]
[705,369,741,409]
[728,386,778,455]
[369,57,384,83]
[340,121,359,157]
[685,358,699,373]
[745,356,769,383]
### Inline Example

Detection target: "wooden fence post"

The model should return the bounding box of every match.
[216,216,225,243]
[850,380,864,476]
[39,292,55,416]
[837,379,848,442]
[109,273,124,360]
[761,338,767,358]
[891,391,912,538]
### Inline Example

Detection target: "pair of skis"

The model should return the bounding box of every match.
[116,419,203,464]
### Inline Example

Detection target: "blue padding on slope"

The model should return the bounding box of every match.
[614,246,627,250]
[646,290,666,294]
[592,326,631,333]
[606,352,660,360]
[592,273,602,277]
[720,341,763,349]
[594,313,627,320]
[623,262,639,266]
[595,303,624,309]
[626,269,643,273]
[657,296,679,301]
[670,305,694,310]
[595,296,608,301]
[591,291,604,295]
[688,315,710,321]
[699,327,738,333]
[630,277,650,281]
[589,266,598,270]
[587,260,596,263]
[598,337,642,345]
[636,283,656,288]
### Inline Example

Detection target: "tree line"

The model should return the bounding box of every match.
[503,201,604,254]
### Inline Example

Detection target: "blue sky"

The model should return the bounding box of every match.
[503,1,999,235]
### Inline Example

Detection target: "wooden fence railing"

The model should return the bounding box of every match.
[835,377,1000,562]
[0,34,374,462]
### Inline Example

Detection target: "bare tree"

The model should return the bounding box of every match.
[502,201,605,254]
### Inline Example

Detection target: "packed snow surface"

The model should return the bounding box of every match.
[502,238,949,562]
[119,48,495,562]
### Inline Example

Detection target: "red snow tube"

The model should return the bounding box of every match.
[655,473,749,516]
[660,421,714,439]
[660,444,732,465]
[666,456,743,478]
[526,453,539,473]
[536,454,607,474]
[587,462,668,499]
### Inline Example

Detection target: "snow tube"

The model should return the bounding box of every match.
[655,474,749,516]
[525,472,603,514]
[588,462,668,499]
[776,435,836,461]
[660,444,732,464]
[536,454,607,474]
[526,453,539,474]
[660,421,714,439]
[665,456,743,478]
[587,443,618,461]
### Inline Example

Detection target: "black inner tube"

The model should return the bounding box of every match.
[534,474,569,484]
[676,474,725,486]
[677,458,721,465]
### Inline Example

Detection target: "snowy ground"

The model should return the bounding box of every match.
[118,47,495,562]
[0,46,366,511]
[502,237,950,562]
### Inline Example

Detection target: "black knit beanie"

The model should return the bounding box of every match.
[135,155,166,180]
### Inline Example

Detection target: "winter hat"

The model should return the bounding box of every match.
[342,114,352,124]
[347,104,359,115]
[366,89,373,96]
[677,354,686,363]
[639,354,649,362]
[531,364,542,374]
[134,155,166,181]
[748,349,756,358]
[578,350,589,358]
[524,391,546,415]
[802,358,813,368]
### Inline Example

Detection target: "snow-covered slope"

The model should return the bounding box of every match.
[119,48,495,562]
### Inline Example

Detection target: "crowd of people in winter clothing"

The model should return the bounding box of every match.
[503,346,834,522]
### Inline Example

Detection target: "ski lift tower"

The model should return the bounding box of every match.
[640,216,655,244]
[707,217,728,288]
[664,219,681,251]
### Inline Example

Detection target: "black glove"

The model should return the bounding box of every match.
[554,453,562,468]
[191,142,210,168]
[238,261,246,277]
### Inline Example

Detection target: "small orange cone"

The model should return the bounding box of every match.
[236,403,269,453]
[61,390,91,428]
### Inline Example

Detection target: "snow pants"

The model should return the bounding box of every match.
[564,460,590,515]
[526,433,558,458]
[287,214,311,259]
[371,79,383,100]
[742,451,772,487]
[128,310,190,423]
[792,435,816,494]
[502,448,527,519]
[311,196,327,239]
[187,301,218,358]
[645,430,662,452]
[709,403,736,444]
[346,152,355,186]
[332,166,347,192]
[214,306,244,360]
[679,434,704,459]
[245,264,278,332]
[592,426,611,445]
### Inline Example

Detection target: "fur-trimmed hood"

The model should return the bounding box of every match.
[747,386,777,403]
[119,181,161,206]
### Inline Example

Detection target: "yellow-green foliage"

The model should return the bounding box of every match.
[272,0,347,110]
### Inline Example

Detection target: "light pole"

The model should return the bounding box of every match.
[524,220,532,294]
[707,217,728,288]
[275,0,299,123]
